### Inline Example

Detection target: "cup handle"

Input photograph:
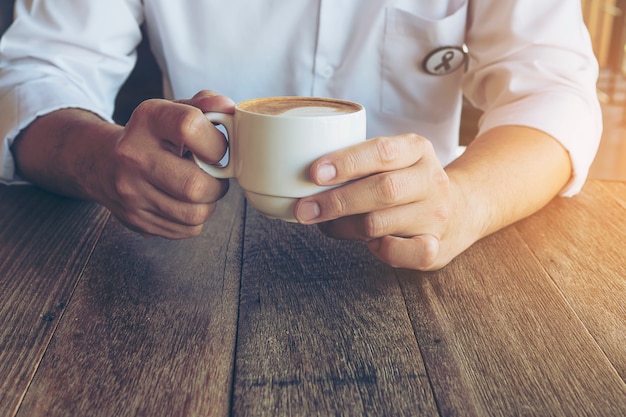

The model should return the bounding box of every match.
[193,112,236,178]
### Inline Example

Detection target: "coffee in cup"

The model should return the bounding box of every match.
[238,96,361,116]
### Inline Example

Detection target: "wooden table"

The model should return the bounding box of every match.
[1,179,625,416]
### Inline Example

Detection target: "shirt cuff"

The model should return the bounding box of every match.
[477,92,603,197]
[0,77,114,184]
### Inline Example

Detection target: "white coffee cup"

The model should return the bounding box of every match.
[194,96,366,222]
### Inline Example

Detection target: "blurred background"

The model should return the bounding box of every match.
[582,0,626,179]
[0,0,624,180]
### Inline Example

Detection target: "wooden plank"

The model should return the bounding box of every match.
[16,186,246,417]
[232,208,439,416]
[397,220,626,416]
[600,179,626,206]
[0,185,109,417]
[515,180,626,381]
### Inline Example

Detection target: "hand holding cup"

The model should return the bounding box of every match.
[194,96,366,221]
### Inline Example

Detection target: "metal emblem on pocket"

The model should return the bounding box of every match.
[422,45,468,76]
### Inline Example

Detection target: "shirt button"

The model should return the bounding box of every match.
[319,65,334,78]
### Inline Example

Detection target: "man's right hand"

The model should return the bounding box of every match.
[12,91,235,239]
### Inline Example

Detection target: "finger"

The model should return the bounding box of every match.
[367,234,442,271]
[176,91,235,160]
[112,177,216,238]
[142,150,230,203]
[176,90,236,114]
[111,155,227,229]
[132,99,228,164]
[296,165,429,224]
[140,182,222,227]
[115,207,207,240]
[310,134,430,186]
[318,200,449,241]
[149,200,218,229]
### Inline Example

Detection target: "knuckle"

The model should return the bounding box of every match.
[114,177,137,202]
[375,173,404,205]
[185,204,212,226]
[375,136,400,164]
[362,212,388,239]
[341,150,361,176]
[433,203,450,225]
[192,90,217,100]
[405,132,427,151]
[433,168,450,189]
[113,137,141,163]
[414,133,431,148]
[180,170,210,202]
[412,134,438,163]
[131,99,159,122]
[325,191,349,216]
[175,108,205,138]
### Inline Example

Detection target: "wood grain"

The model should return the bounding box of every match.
[396,182,626,416]
[516,180,626,382]
[601,179,626,206]
[15,186,245,417]
[5,179,626,416]
[392,183,626,416]
[0,185,109,417]
[232,208,439,416]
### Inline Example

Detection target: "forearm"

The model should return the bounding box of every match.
[11,108,122,200]
[445,125,572,248]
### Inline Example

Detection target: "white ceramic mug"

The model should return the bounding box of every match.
[194,96,366,222]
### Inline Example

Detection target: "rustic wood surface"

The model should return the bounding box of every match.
[1,180,625,417]
[233,209,438,416]
[12,186,245,417]
[515,181,626,382]
[398,224,626,416]
[0,187,109,417]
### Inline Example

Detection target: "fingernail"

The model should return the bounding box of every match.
[297,200,321,222]
[316,163,337,183]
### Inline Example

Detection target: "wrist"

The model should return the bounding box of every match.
[12,108,122,201]
[444,170,491,258]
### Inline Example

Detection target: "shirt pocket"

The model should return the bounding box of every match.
[381,1,468,121]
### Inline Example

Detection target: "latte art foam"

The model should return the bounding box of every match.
[238,97,361,116]
[280,106,354,117]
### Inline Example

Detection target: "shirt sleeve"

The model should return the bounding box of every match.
[0,0,144,184]
[463,0,602,197]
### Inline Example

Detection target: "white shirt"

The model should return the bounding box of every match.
[0,0,601,196]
